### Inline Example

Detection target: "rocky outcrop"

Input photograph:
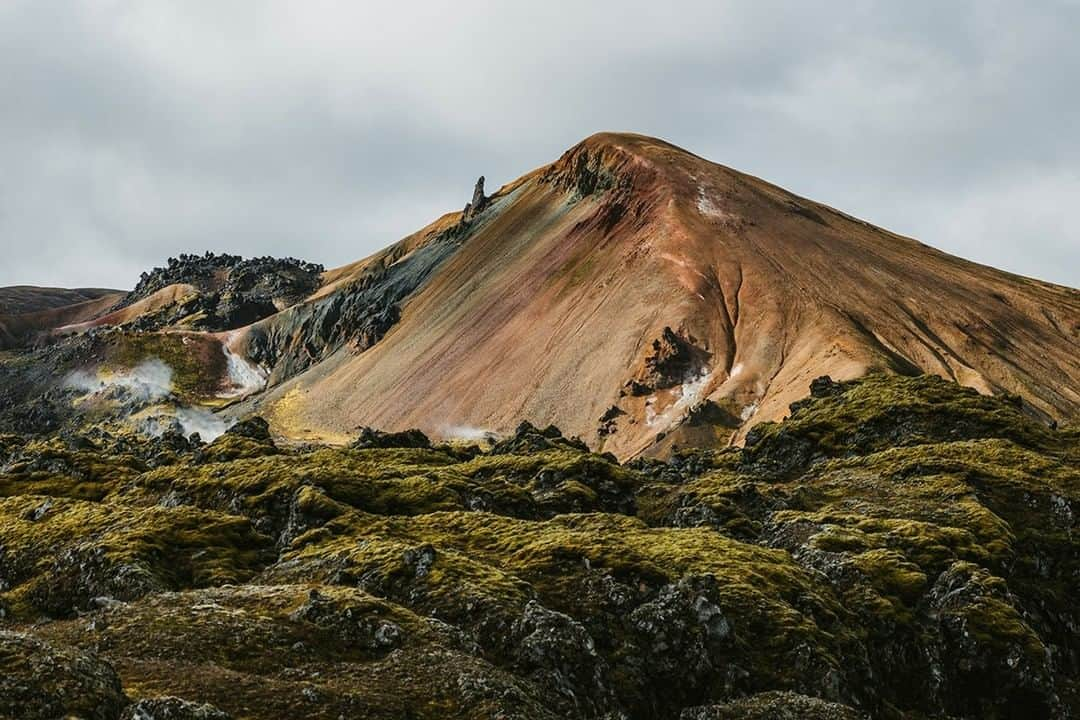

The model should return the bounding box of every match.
[489,421,589,455]
[680,692,868,720]
[117,252,324,331]
[353,427,432,450]
[624,327,711,397]
[0,632,127,720]
[462,176,489,222]
[123,253,322,307]
[120,697,232,720]
[511,600,614,716]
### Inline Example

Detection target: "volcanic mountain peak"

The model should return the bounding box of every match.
[2,132,1077,457]
[212,132,1075,458]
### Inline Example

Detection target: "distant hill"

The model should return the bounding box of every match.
[0,286,120,315]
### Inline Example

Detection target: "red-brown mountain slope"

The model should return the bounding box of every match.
[235,132,1079,457]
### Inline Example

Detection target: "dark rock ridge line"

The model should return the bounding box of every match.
[120,252,324,309]
[115,252,325,332]
[0,287,119,316]
[246,195,495,383]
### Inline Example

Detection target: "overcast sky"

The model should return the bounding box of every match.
[1,1,1078,290]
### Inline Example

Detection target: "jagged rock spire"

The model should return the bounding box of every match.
[463,176,488,222]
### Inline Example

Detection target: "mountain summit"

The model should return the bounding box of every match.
[2,133,1077,456]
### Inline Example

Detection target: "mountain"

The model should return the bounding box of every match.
[1,133,1077,455]
[232,132,1079,456]
[0,286,121,316]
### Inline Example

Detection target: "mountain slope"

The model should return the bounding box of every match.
[236,132,1078,456]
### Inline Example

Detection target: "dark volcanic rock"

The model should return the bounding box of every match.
[462,176,489,222]
[353,426,432,450]
[624,327,711,397]
[0,631,127,720]
[223,415,272,442]
[245,220,472,383]
[680,692,867,720]
[925,561,1064,719]
[120,697,232,720]
[490,421,589,455]
[627,575,733,699]
[120,252,323,332]
[289,588,406,653]
[511,600,614,716]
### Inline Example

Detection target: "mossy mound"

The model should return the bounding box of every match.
[32,585,560,720]
[643,375,1078,718]
[0,631,127,720]
[0,434,148,500]
[681,691,868,719]
[266,508,855,715]
[0,495,271,618]
[742,374,1057,478]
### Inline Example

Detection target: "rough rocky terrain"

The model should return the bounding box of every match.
[85,253,325,334]
[1,375,1077,719]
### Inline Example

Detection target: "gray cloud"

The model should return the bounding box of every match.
[1,0,1077,289]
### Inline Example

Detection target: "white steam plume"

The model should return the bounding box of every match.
[65,357,234,441]
[441,424,498,443]
[64,358,174,401]
[139,406,233,442]
[222,344,268,397]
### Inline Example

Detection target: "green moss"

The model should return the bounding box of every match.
[272,508,854,690]
[106,331,227,400]
[0,373,1075,718]
[850,549,927,605]
[0,495,271,619]
[28,583,562,720]
[742,374,1059,478]
[0,437,145,500]
[637,467,781,538]
[125,445,637,524]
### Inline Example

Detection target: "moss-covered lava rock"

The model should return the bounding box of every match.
[0,374,1075,719]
